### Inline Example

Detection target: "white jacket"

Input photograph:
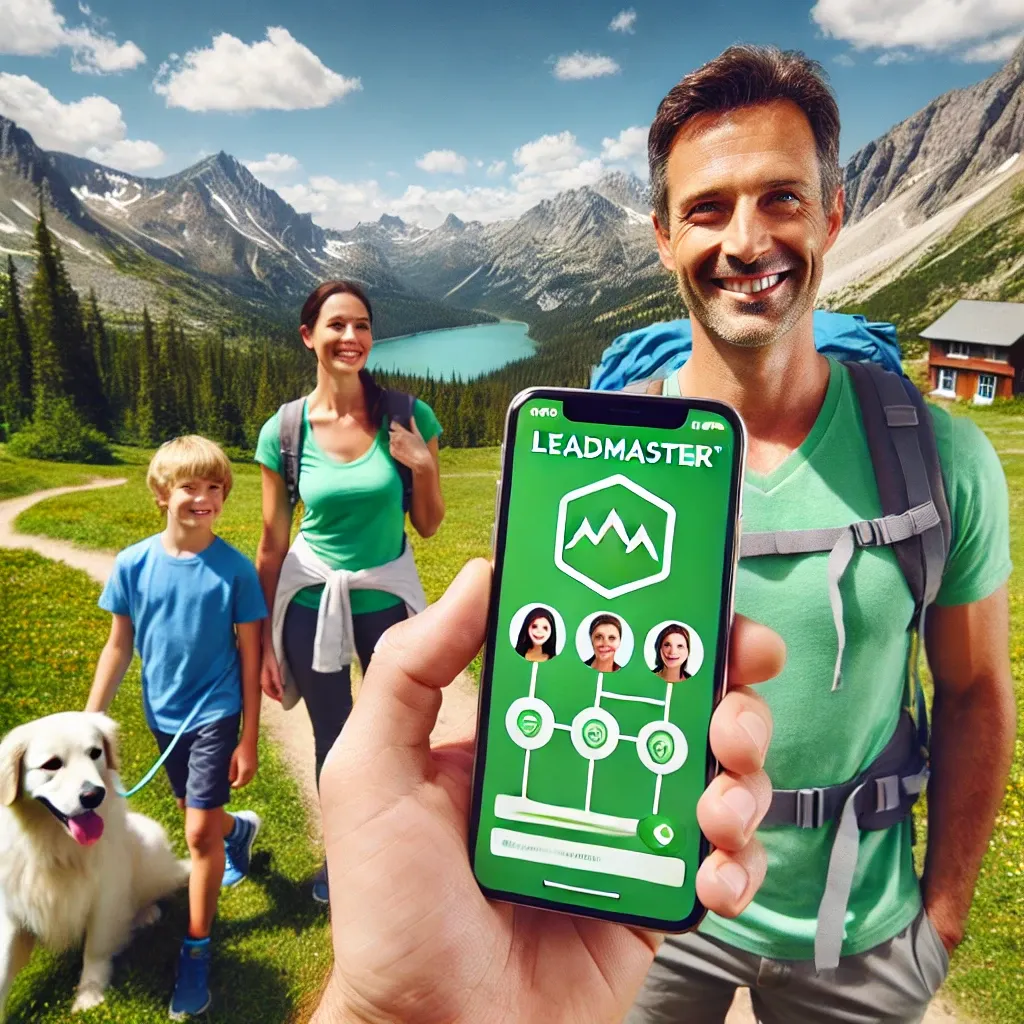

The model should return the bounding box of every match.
[271,532,427,710]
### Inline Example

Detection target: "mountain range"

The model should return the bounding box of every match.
[1,38,1022,337]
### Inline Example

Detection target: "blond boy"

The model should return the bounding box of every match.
[86,435,267,1019]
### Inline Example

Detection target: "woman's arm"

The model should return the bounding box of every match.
[390,421,445,538]
[255,465,293,699]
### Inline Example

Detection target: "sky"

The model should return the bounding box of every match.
[0,0,1021,230]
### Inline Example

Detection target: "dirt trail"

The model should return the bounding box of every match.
[0,480,963,1024]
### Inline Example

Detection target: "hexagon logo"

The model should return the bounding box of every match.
[554,474,675,598]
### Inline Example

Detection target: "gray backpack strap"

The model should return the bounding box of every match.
[383,389,416,513]
[278,398,306,512]
[620,377,665,396]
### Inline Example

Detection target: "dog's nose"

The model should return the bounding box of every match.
[80,785,105,810]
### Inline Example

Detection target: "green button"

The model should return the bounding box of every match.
[582,719,608,749]
[638,815,684,855]
[517,710,541,737]
[646,730,675,765]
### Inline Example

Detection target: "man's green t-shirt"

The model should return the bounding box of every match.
[255,398,441,615]
[664,358,1010,959]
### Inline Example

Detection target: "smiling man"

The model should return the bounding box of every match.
[624,46,1016,1024]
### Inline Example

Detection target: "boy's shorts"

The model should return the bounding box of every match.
[152,713,240,810]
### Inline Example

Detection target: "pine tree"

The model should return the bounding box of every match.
[136,307,156,444]
[0,258,33,435]
[245,342,276,446]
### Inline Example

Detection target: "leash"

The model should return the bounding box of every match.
[115,688,217,799]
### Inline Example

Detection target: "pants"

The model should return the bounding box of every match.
[282,599,408,787]
[625,907,950,1024]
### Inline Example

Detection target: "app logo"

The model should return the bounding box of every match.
[555,474,675,599]
[582,719,608,749]
[653,823,675,846]
[638,814,683,855]
[517,710,542,737]
[647,731,675,765]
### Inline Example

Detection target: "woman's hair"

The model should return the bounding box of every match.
[653,623,692,676]
[300,279,385,427]
[515,608,558,659]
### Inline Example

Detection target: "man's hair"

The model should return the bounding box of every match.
[146,435,233,505]
[648,45,842,227]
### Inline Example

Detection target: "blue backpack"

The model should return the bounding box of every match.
[591,311,950,972]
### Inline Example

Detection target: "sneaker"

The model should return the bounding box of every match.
[312,862,329,904]
[222,810,261,888]
[169,937,211,1019]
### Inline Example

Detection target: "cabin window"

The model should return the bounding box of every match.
[937,368,956,394]
[946,342,970,358]
[976,374,996,403]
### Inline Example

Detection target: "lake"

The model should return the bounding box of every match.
[367,320,536,379]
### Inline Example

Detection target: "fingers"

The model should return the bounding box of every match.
[727,614,785,690]
[709,687,772,776]
[343,558,491,758]
[697,767,771,852]
[694,840,768,919]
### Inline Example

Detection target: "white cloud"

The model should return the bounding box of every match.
[0,73,164,169]
[244,152,302,179]
[486,159,507,177]
[153,27,361,112]
[834,53,856,66]
[960,32,1023,62]
[609,9,637,33]
[0,0,145,74]
[875,50,915,65]
[553,52,620,80]
[600,125,648,172]
[415,149,469,174]
[811,0,1024,56]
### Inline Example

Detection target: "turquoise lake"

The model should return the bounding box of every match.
[367,320,536,379]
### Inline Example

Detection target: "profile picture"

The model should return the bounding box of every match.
[575,612,635,673]
[644,621,705,682]
[509,604,566,662]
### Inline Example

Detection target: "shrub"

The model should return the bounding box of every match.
[7,398,114,464]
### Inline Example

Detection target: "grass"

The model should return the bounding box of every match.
[0,549,331,1024]
[5,424,1024,1021]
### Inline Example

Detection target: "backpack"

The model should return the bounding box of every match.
[277,389,417,516]
[593,312,952,972]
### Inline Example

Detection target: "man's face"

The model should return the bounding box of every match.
[653,100,843,350]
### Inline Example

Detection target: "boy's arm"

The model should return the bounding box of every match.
[237,620,263,744]
[86,614,135,712]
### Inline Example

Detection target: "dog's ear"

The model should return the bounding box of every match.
[0,728,27,806]
[90,714,121,773]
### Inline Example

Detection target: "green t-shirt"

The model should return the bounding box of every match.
[665,358,1011,959]
[255,398,441,615]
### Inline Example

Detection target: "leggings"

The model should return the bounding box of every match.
[282,599,409,786]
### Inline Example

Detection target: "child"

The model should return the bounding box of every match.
[86,435,267,1019]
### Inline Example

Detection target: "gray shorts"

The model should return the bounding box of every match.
[152,713,240,810]
[626,906,950,1024]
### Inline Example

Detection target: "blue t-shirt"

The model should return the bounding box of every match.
[99,534,268,733]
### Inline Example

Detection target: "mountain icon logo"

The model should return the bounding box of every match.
[555,474,675,598]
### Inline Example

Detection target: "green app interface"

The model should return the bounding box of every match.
[472,394,740,926]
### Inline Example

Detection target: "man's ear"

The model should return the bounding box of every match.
[822,185,844,257]
[0,728,27,806]
[652,211,677,273]
[90,714,121,774]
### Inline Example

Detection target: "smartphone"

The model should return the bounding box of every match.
[468,386,746,932]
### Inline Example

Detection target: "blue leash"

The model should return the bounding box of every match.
[115,689,216,799]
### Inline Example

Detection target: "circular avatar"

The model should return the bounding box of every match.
[575,612,635,673]
[635,720,688,774]
[570,706,620,760]
[509,603,567,662]
[643,620,705,682]
[505,697,555,750]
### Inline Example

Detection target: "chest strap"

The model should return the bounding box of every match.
[740,502,940,692]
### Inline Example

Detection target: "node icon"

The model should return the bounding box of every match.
[506,697,555,750]
[636,721,688,774]
[570,707,620,760]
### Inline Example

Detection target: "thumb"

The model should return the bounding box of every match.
[330,558,490,771]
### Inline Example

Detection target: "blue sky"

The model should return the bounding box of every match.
[0,0,1021,228]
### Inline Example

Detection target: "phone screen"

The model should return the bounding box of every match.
[469,387,745,930]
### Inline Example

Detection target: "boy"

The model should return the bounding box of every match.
[86,435,267,1019]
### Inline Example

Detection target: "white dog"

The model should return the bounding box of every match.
[0,712,191,1018]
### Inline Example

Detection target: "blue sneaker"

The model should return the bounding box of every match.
[312,862,329,904]
[222,810,261,888]
[169,937,211,1019]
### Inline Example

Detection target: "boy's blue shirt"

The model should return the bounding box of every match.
[99,533,268,734]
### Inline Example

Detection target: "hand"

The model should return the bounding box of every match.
[388,416,431,473]
[229,738,258,789]
[312,559,783,1024]
[925,905,963,955]
[260,644,284,702]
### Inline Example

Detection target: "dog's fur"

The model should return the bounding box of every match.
[0,712,190,1018]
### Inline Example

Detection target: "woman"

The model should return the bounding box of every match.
[515,608,558,662]
[255,279,445,904]
[585,614,623,673]
[652,623,693,682]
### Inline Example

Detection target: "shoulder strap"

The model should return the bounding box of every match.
[620,377,665,396]
[278,398,306,512]
[383,390,415,513]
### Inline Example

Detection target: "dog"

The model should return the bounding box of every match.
[0,712,191,1018]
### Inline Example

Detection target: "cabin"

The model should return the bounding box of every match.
[924,300,1024,404]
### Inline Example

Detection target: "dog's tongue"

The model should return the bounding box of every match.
[68,811,104,846]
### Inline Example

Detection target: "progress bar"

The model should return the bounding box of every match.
[544,880,620,899]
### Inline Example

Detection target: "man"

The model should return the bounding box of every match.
[623,45,1015,1023]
